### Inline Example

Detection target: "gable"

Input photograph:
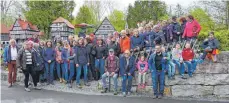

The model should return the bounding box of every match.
[94,17,116,35]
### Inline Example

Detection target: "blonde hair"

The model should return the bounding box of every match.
[9,39,16,45]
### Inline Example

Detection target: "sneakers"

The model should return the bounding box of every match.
[127,92,131,96]
[152,95,158,99]
[68,83,72,88]
[59,78,63,83]
[25,88,31,92]
[76,84,82,88]
[113,91,118,95]
[84,82,90,86]
[137,84,141,89]
[101,88,108,93]
[158,95,163,99]
[34,86,41,90]
[8,83,12,88]
[180,75,187,79]
[142,84,146,89]
[122,92,126,97]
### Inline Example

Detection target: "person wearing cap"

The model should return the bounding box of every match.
[119,50,136,97]
[101,48,119,95]
[119,30,131,54]
[93,36,108,80]
[148,45,168,99]
[170,16,182,42]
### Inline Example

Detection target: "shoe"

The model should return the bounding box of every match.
[113,91,118,95]
[127,92,131,96]
[34,86,41,90]
[122,92,126,97]
[199,59,204,64]
[13,82,19,86]
[76,84,82,88]
[25,88,31,92]
[158,95,163,99]
[137,84,141,89]
[101,88,108,93]
[152,95,158,99]
[84,82,90,86]
[180,75,187,79]
[68,84,72,88]
[46,83,50,85]
[50,82,54,85]
[142,84,146,89]
[189,74,193,77]
[60,78,63,83]
[8,83,12,88]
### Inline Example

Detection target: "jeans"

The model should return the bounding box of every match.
[168,61,175,78]
[191,59,198,72]
[122,75,133,93]
[102,73,118,91]
[68,63,75,83]
[173,59,181,74]
[152,70,165,96]
[95,59,105,78]
[56,62,64,79]
[45,62,55,83]
[76,64,88,84]
[23,64,37,88]
[180,61,192,76]
[63,62,69,81]
[138,72,146,84]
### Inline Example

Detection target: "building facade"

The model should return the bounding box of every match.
[1,24,10,46]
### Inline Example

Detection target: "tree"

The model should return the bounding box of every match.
[73,5,96,34]
[127,1,167,28]
[174,4,184,17]
[190,8,215,32]
[24,1,75,39]
[108,10,125,32]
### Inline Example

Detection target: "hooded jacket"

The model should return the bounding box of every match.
[119,36,131,53]
[74,45,89,65]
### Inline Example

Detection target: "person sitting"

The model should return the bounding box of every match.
[136,55,148,89]
[101,49,119,95]
[130,29,144,52]
[201,31,220,63]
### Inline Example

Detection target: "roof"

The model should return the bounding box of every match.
[94,17,116,35]
[53,17,75,29]
[10,18,39,31]
[1,24,10,34]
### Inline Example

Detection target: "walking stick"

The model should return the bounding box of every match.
[108,75,111,92]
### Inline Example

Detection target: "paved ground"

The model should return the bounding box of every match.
[1,82,228,103]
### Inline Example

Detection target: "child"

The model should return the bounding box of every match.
[166,48,175,80]
[137,55,148,89]
[181,42,194,78]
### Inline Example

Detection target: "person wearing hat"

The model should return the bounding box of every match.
[101,48,119,95]
[119,50,136,97]
[170,16,181,42]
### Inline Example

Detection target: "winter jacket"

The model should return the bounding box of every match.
[62,47,74,63]
[74,45,89,65]
[85,43,95,64]
[172,48,183,61]
[171,22,181,36]
[137,60,148,73]
[119,56,136,76]
[3,45,19,63]
[154,31,166,45]
[16,48,36,70]
[182,20,201,38]
[182,48,194,61]
[119,36,131,53]
[130,35,144,50]
[93,45,107,59]
[104,56,119,73]
[33,48,44,71]
[43,47,56,63]
[148,52,168,73]
[55,47,63,63]
[181,21,187,34]
[202,38,220,49]
[107,41,121,56]
[144,31,154,47]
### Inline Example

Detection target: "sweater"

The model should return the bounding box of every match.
[182,48,194,61]
[182,20,201,38]
[43,47,55,63]
[137,60,148,73]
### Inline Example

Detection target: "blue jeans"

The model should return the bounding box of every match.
[63,62,68,81]
[173,59,181,75]
[45,62,55,83]
[191,59,198,72]
[152,70,165,96]
[56,62,64,79]
[95,59,105,78]
[167,61,175,78]
[122,75,133,93]
[76,64,88,84]
[181,61,193,76]
[102,73,118,91]
[68,63,75,83]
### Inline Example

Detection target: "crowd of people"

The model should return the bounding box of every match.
[3,15,220,98]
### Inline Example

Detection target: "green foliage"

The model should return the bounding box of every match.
[73,5,96,35]
[198,30,229,51]
[127,0,167,28]
[108,10,125,32]
[190,8,215,32]
[24,1,75,39]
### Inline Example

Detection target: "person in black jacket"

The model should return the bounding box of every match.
[74,38,90,87]
[107,36,121,56]
[92,36,108,80]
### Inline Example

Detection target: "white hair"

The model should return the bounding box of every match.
[153,25,160,30]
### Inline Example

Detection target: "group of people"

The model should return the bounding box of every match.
[3,14,220,99]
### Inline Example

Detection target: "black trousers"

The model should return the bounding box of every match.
[23,65,37,88]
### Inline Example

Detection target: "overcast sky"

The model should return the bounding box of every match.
[72,0,199,17]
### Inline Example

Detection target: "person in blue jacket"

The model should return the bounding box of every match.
[148,45,168,99]
[119,50,136,97]
[170,16,181,42]
[130,29,144,52]
[144,25,155,51]
[43,41,56,85]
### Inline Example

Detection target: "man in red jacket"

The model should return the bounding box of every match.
[181,43,194,78]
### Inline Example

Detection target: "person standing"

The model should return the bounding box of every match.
[148,45,168,99]
[136,55,148,89]
[107,36,121,56]
[119,30,131,54]
[182,15,201,41]
[3,39,19,87]
[17,41,41,92]
[75,38,90,87]
[119,50,136,97]
[101,49,119,95]
[43,41,56,85]
[171,16,181,42]
[55,41,64,83]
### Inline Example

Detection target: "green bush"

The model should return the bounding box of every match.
[198,30,229,51]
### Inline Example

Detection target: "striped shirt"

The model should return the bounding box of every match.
[25,50,32,64]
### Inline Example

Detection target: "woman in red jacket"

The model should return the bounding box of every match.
[182,15,201,41]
